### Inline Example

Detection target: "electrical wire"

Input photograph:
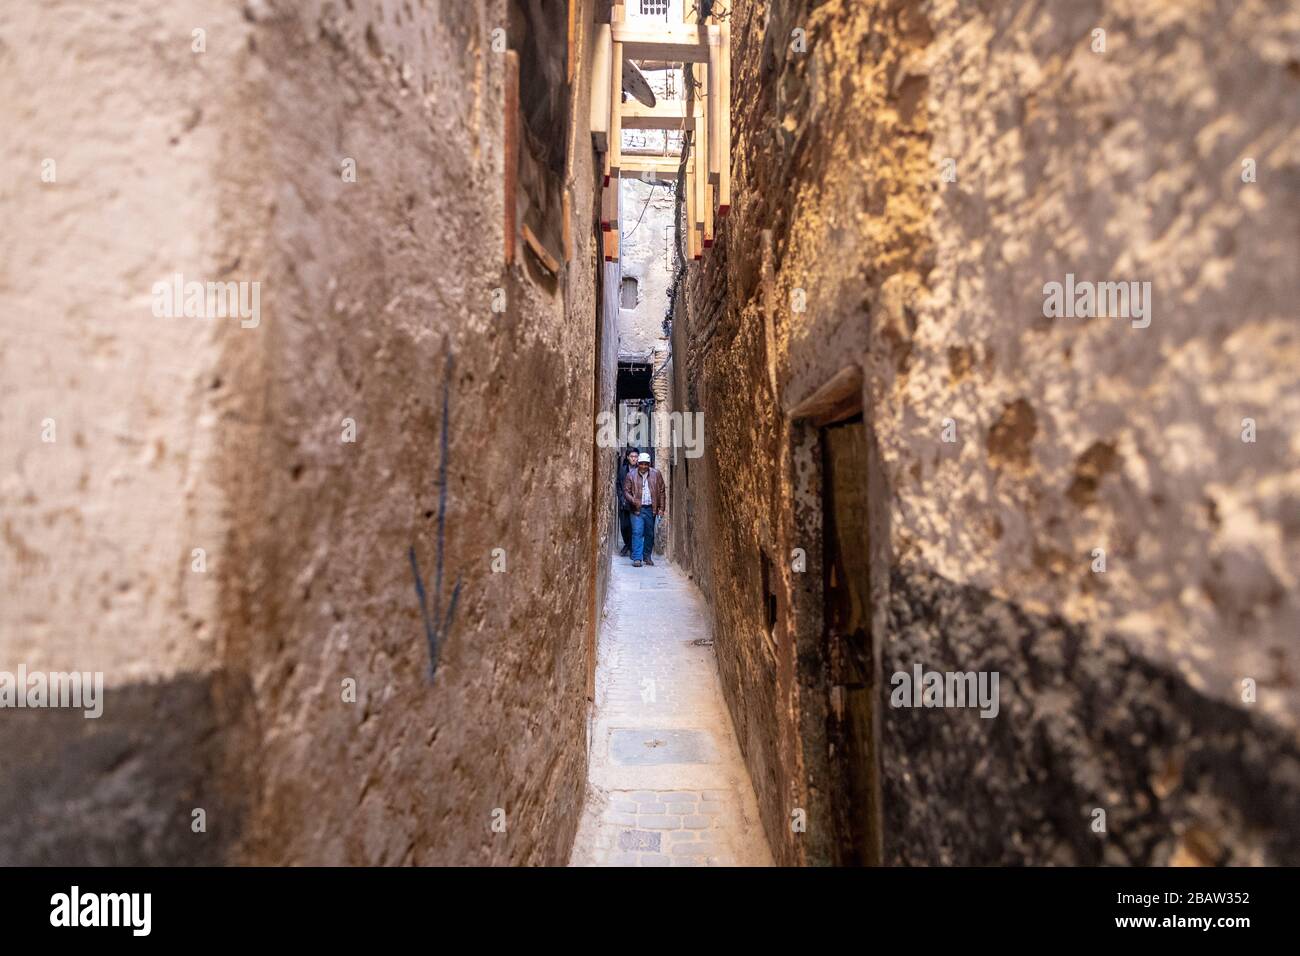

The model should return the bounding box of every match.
[621,183,659,239]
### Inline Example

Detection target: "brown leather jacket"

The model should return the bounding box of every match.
[623,466,666,515]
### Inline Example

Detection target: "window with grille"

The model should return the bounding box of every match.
[640,0,669,18]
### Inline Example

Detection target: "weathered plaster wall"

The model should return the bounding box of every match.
[679,0,1300,865]
[595,259,622,661]
[232,0,603,866]
[2,0,605,865]
[617,178,676,358]
[0,0,266,864]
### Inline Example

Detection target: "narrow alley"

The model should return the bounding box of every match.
[570,559,771,866]
[2,0,1298,883]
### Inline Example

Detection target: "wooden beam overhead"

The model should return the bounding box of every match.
[685,164,698,260]
[601,179,616,231]
[608,5,624,180]
[686,0,703,262]
[621,101,693,130]
[623,145,684,156]
[786,365,865,427]
[623,60,683,72]
[562,189,573,262]
[589,24,611,152]
[692,77,706,241]
[612,23,719,63]
[503,50,519,265]
[614,173,621,235]
[522,223,561,275]
[566,0,576,84]
[704,181,715,248]
[619,155,692,174]
[718,21,732,215]
[707,33,721,187]
[606,183,621,262]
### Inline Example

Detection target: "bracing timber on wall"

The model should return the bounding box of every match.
[591,1,730,264]
[502,2,571,277]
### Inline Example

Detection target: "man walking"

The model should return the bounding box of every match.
[623,452,665,567]
[616,447,638,556]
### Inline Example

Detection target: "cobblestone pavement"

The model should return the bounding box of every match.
[569,556,773,866]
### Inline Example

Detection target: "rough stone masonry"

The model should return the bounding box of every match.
[0,0,611,865]
[669,0,1300,865]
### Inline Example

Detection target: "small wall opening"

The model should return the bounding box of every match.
[616,361,653,402]
[761,549,779,638]
[620,277,639,309]
[616,361,655,465]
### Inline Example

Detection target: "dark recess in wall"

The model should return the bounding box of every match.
[617,361,653,401]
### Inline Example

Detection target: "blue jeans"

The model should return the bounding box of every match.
[631,509,656,562]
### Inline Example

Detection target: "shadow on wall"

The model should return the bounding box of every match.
[881,567,1300,866]
[0,670,256,865]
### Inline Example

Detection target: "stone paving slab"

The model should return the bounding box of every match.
[569,557,773,867]
[607,728,721,766]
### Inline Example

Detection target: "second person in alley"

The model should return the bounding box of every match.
[617,447,639,556]
[624,453,666,567]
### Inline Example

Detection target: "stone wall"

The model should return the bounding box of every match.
[1,0,607,866]
[617,178,677,359]
[0,0,267,865]
[676,0,1300,865]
